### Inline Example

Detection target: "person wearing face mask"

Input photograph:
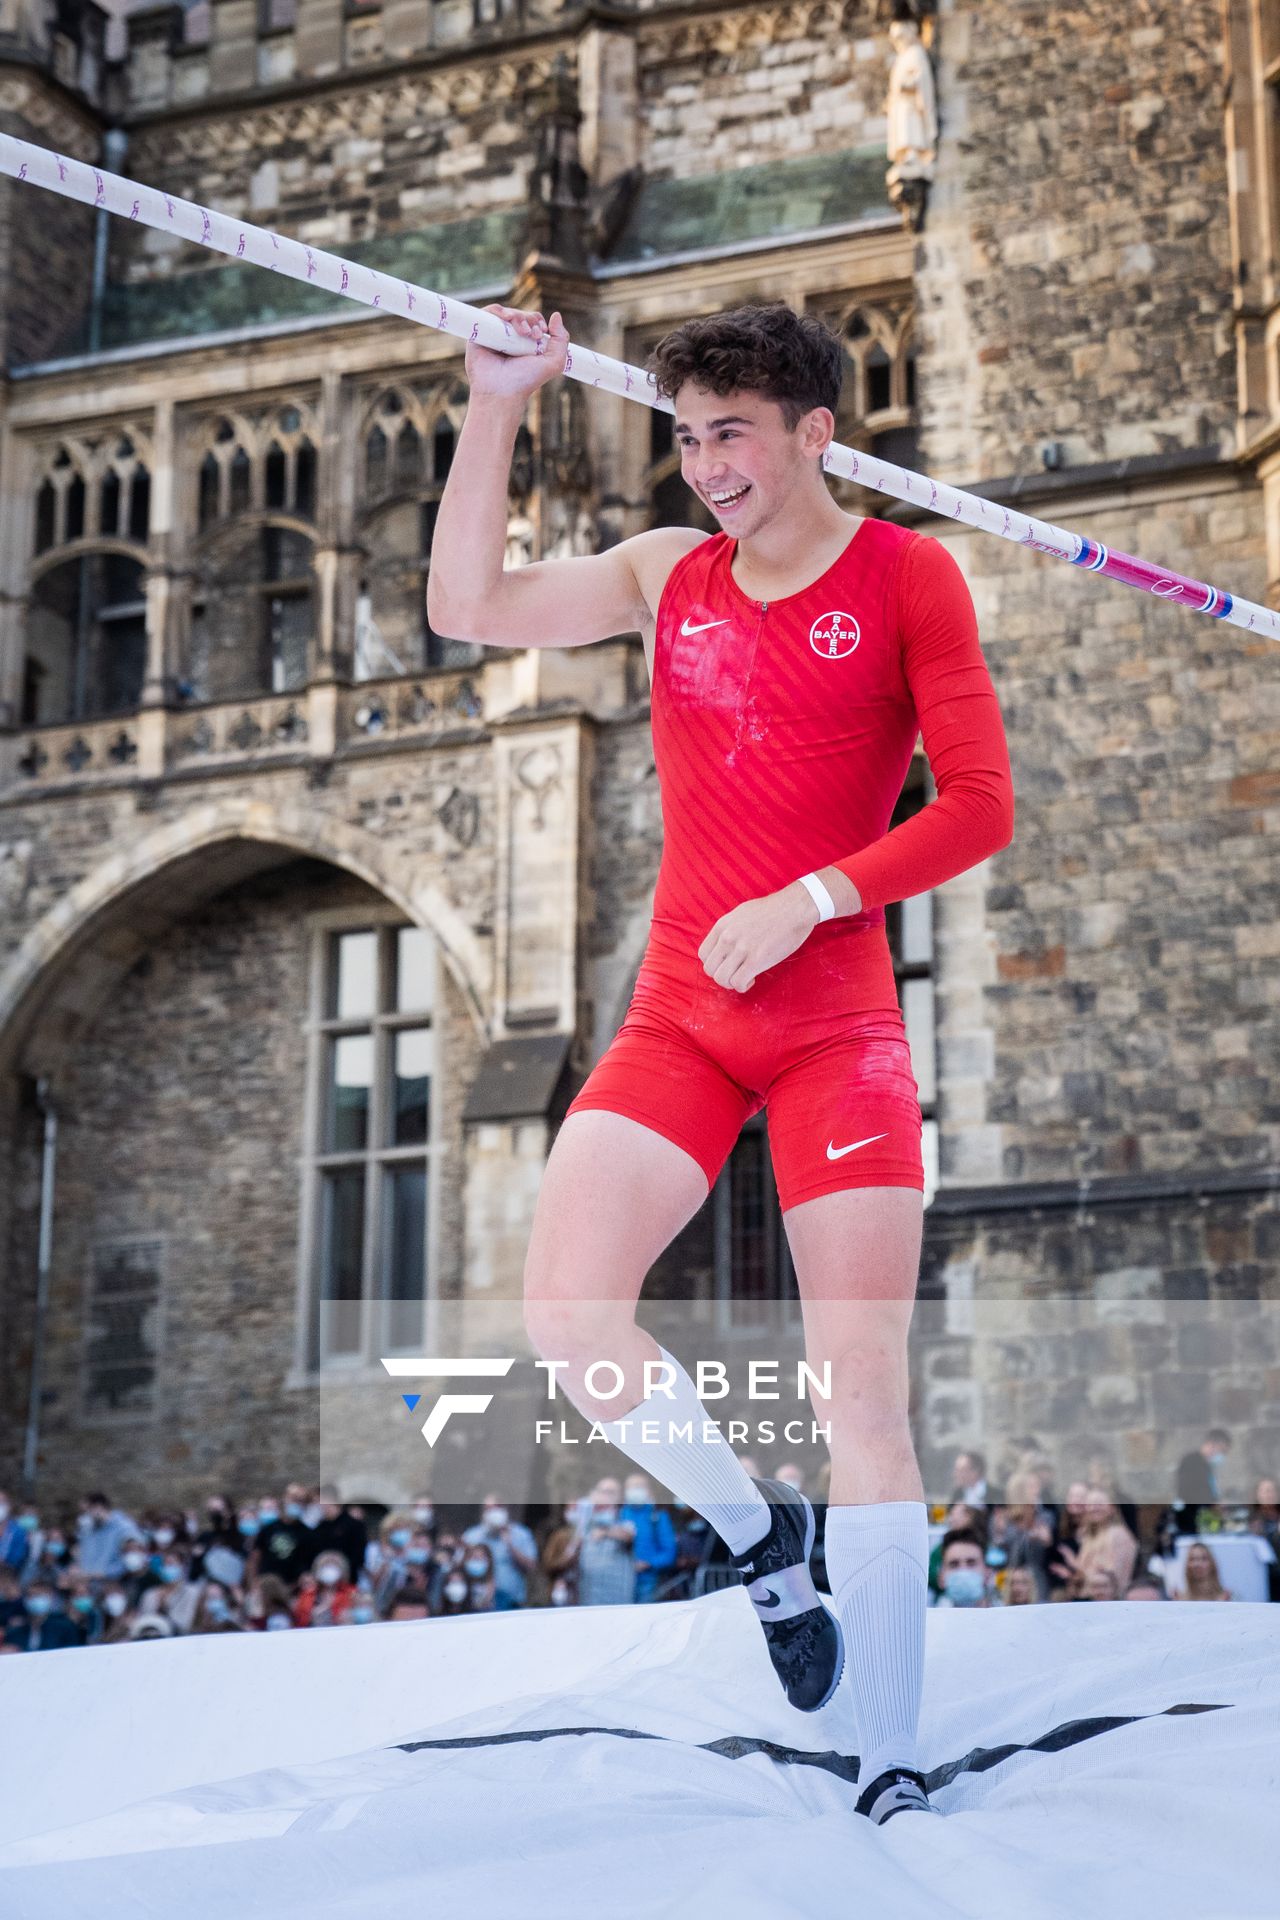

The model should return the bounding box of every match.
[621,1476,677,1603]
[372,1512,419,1612]
[437,1569,472,1616]
[24,1528,68,1591]
[73,1491,140,1581]
[932,1531,993,1609]
[10,1579,82,1651]
[460,1542,498,1613]
[249,1493,313,1586]
[307,1485,369,1582]
[282,1481,311,1525]
[65,1578,104,1643]
[292,1552,359,1627]
[461,1494,538,1611]
[100,1585,136,1643]
[194,1582,244,1632]
[147,1518,180,1571]
[243,1574,293,1631]
[118,1535,159,1608]
[574,1478,638,1608]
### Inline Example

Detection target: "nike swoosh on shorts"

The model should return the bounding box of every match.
[826,1133,889,1160]
[679,616,731,636]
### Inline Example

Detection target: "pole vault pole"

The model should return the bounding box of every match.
[2,128,1277,643]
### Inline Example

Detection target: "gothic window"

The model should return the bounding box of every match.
[356,379,479,674]
[195,402,318,534]
[22,550,148,726]
[306,918,439,1367]
[810,296,921,482]
[186,400,319,699]
[31,431,151,557]
[188,523,316,702]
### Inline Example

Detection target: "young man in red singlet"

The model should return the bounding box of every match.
[429,301,1014,1824]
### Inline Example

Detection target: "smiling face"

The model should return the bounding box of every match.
[1185,1544,1215,1581]
[673,385,830,536]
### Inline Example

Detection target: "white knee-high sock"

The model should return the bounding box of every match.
[595,1345,771,1555]
[824,1501,928,1785]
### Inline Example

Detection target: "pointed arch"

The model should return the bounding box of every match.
[0,798,489,1082]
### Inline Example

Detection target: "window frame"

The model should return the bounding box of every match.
[294,905,444,1379]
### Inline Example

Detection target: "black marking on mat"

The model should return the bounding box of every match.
[393,1701,1229,1794]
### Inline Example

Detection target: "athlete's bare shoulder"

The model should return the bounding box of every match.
[621,526,712,684]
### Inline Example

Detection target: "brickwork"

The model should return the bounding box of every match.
[919,0,1237,482]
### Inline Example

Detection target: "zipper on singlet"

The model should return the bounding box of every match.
[729,600,769,764]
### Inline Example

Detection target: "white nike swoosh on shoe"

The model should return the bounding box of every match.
[826,1133,889,1160]
[679,616,731,636]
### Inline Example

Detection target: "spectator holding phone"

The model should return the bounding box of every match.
[575,1477,636,1607]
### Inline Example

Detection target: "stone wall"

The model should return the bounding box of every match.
[1,853,493,1511]
[917,1184,1280,1505]
[920,0,1237,481]
[924,476,1278,1190]
[635,1,889,183]
[0,75,99,368]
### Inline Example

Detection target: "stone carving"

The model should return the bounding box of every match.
[526,53,590,269]
[0,75,97,158]
[513,741,562,831]
[637,1,857,62]
[886,8,937,234]
[0,838,34,911]
[130,55,557,171]
[437,785,480,848]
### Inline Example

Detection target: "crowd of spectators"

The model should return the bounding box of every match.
[928,1429,1280,1608]
[1,1429,1275,1653]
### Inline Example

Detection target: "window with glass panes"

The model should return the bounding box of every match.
[309,921,437,1365]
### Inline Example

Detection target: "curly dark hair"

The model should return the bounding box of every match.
[646,302,843,432]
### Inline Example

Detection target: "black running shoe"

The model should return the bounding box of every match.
[729,1476,844,1713]
[854,1766,940,1824]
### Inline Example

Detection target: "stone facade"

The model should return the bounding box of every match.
[0,0,1277,1516]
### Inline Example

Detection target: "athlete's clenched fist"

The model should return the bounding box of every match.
[697,884,825,993]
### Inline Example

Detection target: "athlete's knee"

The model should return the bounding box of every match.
[521,1293,633,1368]
[819,1341,912,1438]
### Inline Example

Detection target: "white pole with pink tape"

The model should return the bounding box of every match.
[2,128,1276,644]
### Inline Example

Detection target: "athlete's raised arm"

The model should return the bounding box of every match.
[427,303,701,650]
[828,533,1015,911]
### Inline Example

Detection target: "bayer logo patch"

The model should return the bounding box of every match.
[809,610,861,659]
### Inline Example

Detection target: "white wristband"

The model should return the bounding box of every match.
[797,871,836,923]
